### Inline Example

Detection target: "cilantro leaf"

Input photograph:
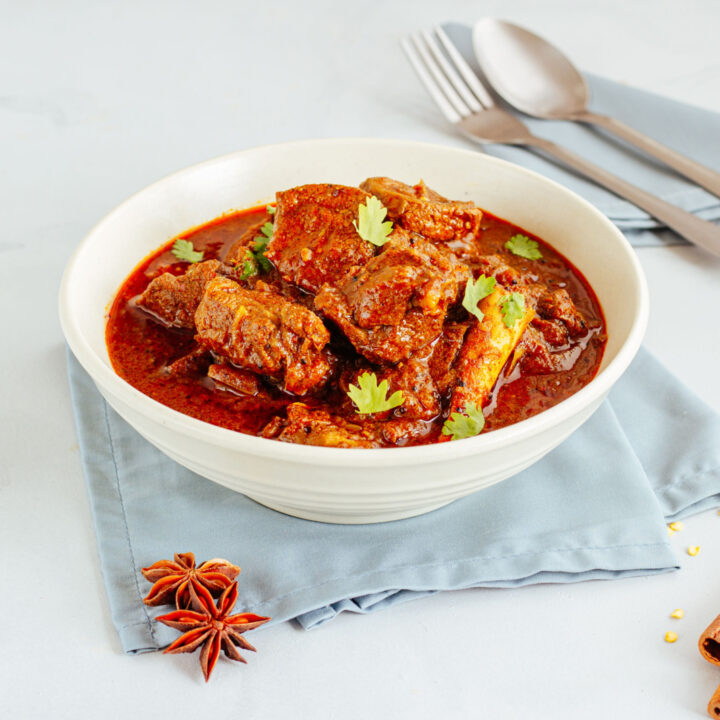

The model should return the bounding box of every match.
[251,236,272,272]
[442,403,485,441]
[170,239,204,263]
[252,235,269,254]
[238,250,259,280]
[266,204,276,215]
[462,274,497,322]
[505,234,542,260]
[255,254,272,272]
[500,292,526,328]
[347,372,404,414]
[241,222,274,274]
[353,196,393,246]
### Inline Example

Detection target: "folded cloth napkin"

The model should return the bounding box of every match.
[68,347,720,653]
[443,23,720,246]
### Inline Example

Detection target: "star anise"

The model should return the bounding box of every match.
[141,552,240,608]
[157,581,270,681]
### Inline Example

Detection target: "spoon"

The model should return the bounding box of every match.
[473,19,720,198]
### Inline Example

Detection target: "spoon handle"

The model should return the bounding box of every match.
[574,111,720,198]
[527,135,720,256]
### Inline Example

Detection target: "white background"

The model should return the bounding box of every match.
[2,1,720,717]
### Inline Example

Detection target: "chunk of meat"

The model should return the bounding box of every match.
[444,288,535,429]
[517,326,585,375]
[378,418,434,446]
[427,321,471,395]
[259,415,285,439]
[315,297,442,366]
[207,363,264,397]
[531,316,569,348]
[264,184,376,293]
[359,177,482,243]
[380,359,440,421]
[536,288,588,338]
[342,231,465,325]
[413,179,446,203]
[474,254,536,287]
[138,260,222,329]
[194,277,332,395]
[314,233,469,364]
[164,346,212,377]
[272,403,381,448]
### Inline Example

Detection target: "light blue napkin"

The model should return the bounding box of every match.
[68,347,720,653]
[443,23,720,247]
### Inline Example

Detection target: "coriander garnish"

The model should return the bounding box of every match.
[462,274,496,322]
[505,234,542,260]
[353,196,393,246]
[238,250,259,280]
[347,371,404,414]
[441,403,485,441]
[170,239,204,264]
[251,221,274,271]
[238,221,274,280]
[500,292,526,328]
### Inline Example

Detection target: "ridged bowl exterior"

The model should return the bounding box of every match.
[59,140,648,524]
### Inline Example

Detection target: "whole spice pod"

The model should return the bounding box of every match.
[157,581,270,681]
[699,614,720,666]
[141,552,241,609]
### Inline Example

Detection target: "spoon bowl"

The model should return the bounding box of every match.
[473,19,589,119]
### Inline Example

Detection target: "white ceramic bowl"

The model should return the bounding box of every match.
[59,139,648,524]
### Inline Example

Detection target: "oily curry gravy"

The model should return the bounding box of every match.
[106,178,606,448]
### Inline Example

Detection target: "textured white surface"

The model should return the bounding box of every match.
[2,1,720,717]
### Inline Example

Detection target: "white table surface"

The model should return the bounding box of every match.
[2,1,720,717]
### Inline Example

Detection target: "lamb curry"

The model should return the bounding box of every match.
[106,178,606,448]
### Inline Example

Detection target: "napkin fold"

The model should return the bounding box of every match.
[443,23,720,246]
[68,347,720,652]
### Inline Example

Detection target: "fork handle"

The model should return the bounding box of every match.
[527,135,720,256]
[572,111,720,198]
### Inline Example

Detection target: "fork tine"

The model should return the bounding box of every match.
[408,33,471,118]
[420,29,482,113]
[401,37,463,124]
[433,25,496,108]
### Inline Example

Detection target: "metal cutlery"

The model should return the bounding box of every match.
[472,19,720,198]
[401,27,720,256]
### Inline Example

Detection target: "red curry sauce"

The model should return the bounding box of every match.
[106,206,606,443]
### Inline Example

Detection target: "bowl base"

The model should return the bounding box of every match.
[246,495,455,524]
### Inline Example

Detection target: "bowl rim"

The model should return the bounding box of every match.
[59,137,648,468]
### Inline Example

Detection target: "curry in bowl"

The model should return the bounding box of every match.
[106,178,606,448]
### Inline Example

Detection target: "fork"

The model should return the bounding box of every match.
[402,27,720,257]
